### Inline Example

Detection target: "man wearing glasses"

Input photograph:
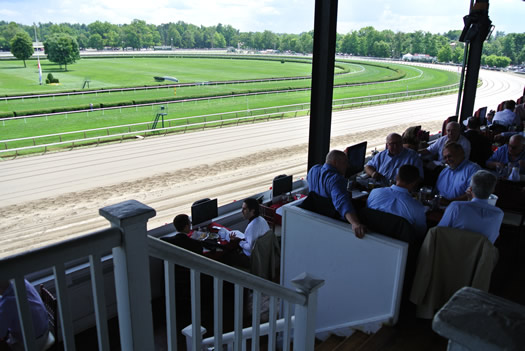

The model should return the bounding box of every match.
[364,133,423,183]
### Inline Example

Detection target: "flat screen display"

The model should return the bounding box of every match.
[345,141,367,178]
[272,175,293,197]
[478,106,487,125]
[191,198,218,226]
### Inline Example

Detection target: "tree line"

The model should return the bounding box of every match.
[1,20,523,68]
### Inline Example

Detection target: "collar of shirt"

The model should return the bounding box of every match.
[471,198,488,204]
[390,184,410,194]
[322,163,338,173]
[450,158,470,171]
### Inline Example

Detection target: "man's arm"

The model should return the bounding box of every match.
[364,165,381,179]
[345,212,366,238]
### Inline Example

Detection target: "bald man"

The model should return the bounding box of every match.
[486,134,525,174]
[420,121,471,162]
[307,150,366,238]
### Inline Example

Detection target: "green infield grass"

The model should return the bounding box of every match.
[0,56,459,154]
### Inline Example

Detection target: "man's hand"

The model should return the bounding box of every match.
[345,212,367,239]
[352,223,367,238]
[465,187,473,201]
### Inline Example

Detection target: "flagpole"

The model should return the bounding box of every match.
[34,24,42,85]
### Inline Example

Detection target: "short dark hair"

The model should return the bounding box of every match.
[443,141,464,155]
[504,100,516,110]
[397,164,420,184]
[173,214,190,232]
[244,197,260,217]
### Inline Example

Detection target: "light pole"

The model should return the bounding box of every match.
[171,37,173,50]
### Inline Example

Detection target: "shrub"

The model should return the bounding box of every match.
[46,73,59,84]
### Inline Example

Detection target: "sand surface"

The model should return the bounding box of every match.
[0,120,441,257]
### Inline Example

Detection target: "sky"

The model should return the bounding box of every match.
[1,0,523,35]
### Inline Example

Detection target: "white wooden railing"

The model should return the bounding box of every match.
[0,200,323,351]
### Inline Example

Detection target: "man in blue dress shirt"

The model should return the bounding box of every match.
[367,164,427,237]
[365,133,424,182]
[438,170,503,244]
[485,134,525,174]
[420,121,471,161]
[307,150,366,238]
[436,142,481,203]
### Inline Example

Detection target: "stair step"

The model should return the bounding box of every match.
[356,327,397,351]
[315,335,346,351]
[333,331,370,351]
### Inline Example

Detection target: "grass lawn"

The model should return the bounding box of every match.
[0,56,459,152]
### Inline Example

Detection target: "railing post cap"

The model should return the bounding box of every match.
[99,199,156,226]
[181,325,207,337]
[291,272,325,293]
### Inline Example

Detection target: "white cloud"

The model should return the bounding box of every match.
[1,0,522,35]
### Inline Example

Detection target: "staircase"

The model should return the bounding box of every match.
[315,328,395,351]
[315,318,448,351]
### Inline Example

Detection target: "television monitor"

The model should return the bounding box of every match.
[345,141,368,178]
[272,175,293,198]
[191,198,218,227]
[478,106,487,125]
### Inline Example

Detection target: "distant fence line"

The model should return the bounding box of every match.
[0,81,459,123]
[0,76,316,102]
[0,83,459,156]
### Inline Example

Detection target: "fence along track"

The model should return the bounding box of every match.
[0,84,458,156]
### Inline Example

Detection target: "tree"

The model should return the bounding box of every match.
[44,33,80,71]
[437,45,453,62]
[10,31,33,67]
[88,33,103,50]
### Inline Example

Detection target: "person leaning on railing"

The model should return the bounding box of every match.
[305,150,367,238]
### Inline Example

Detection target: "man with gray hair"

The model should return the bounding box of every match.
[438,170,503,243]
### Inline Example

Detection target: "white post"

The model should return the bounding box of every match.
[99,200,156,351]
[291,273,324,351]
[181,325,207,351]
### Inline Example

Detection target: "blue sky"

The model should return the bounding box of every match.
[1,0,523,35]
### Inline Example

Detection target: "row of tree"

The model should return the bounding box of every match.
[2,20,524,67]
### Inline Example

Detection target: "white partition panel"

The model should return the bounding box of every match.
[280,205,408,333]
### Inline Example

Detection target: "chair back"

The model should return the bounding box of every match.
[410,226,498,319]
[250,230,280,281]
[358,207,419,243]
[39,284,58,350]
[441,116,457,136]
[259,204,276,231]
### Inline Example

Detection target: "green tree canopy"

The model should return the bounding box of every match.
[88,33,103,50]
[10,31,34,67]
[44,33,80,71]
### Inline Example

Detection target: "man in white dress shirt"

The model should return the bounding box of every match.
[228,197,270,268]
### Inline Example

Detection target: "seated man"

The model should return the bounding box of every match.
[307,150,366,238]
[420,121,471,162]
[228,198,270,268]
[366,164,427,237]
[492,100,520,129]
[438,170,503,244]
[162,214,204,254]
[436,142,481,203]
[0,279,50,351]
[364,133,423,183]
[486,134,525,174]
